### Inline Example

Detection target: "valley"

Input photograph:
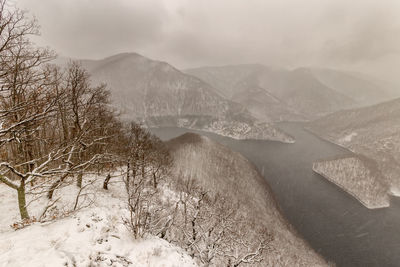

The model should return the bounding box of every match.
[78,53,294,142]
[73,52,400,266]
[1,1,399,266]
[81,52,400,266]
[151,122,400,267]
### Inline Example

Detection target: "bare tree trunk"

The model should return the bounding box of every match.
[76,150,83,188]
[17,180,29,220]
[47,173,68,200]
[153,173,158,189]
[125,161,130,192]
[103,173,111,190]
[76,171,83,188]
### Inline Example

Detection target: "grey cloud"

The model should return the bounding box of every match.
[13,0,400,83]
[17,0,168,59]
[321,4,400,63]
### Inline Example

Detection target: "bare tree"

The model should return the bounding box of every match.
[224,223,272,267]
[0,0,39,82]
[0,6,57,218]
[46,61,117,198]
[0,1,120,220]
[167,177,273,266]
[120,123,176,239]
[148,135,172,188]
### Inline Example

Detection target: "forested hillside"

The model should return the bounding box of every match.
[167,133,330,266]
[308,98,400,196]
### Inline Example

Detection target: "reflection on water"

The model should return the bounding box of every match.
[150,122,400,267]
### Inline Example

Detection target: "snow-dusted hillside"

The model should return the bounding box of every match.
[186,65,398,122]
[313,156,389,209]
[308,98,400,196]
[0,178,196,267]
[166,133,329,266]
[79,53,293,142]
[185,65,353,121]
[310,68,400,106]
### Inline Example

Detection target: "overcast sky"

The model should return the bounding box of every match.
[12,0,400,84]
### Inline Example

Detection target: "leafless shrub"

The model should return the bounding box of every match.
[166,176,273,266]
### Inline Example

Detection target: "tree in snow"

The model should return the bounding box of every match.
[169,177,273,266]
[0,1,120,219]
[46,61,117,199]
[223,221,272,267]
[121,123,173,239]
[0,1,57,218]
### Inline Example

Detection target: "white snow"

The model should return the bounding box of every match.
[0,177,196,267]
[390,186,400,197]
[339,132,358,143]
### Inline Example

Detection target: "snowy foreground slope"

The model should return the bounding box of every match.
[1,132,328,267]
[0,180,196,267]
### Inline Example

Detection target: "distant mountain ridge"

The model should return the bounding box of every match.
[61,52,399,142]
[310,67,399,106]
[80,53,294,142]
[186,65,400,122]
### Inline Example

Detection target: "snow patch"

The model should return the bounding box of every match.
[339,132,357,143]
[390,186,400,197]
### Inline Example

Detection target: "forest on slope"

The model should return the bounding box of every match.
[308,98,400,202]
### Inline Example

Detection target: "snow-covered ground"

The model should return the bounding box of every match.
[0,177,196,267]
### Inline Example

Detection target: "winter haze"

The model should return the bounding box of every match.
[1,0,400,266]
[14,0,400,85]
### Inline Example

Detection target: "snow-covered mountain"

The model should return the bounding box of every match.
[80,53,293,142]
[166,132,329,266]
[308,97,400,196]
[186,65,399,122]
[83,53,234,119]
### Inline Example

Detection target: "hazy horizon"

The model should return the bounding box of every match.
[13,0,400,85]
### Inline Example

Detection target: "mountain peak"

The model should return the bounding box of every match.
[101,52,144,61]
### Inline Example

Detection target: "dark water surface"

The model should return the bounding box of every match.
[150,122,400,267]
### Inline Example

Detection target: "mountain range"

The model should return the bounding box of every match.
[80,53,293,142]
[69,52,399,143]
[186,65,399,122]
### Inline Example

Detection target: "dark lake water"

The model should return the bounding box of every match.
[150,122,400,267]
